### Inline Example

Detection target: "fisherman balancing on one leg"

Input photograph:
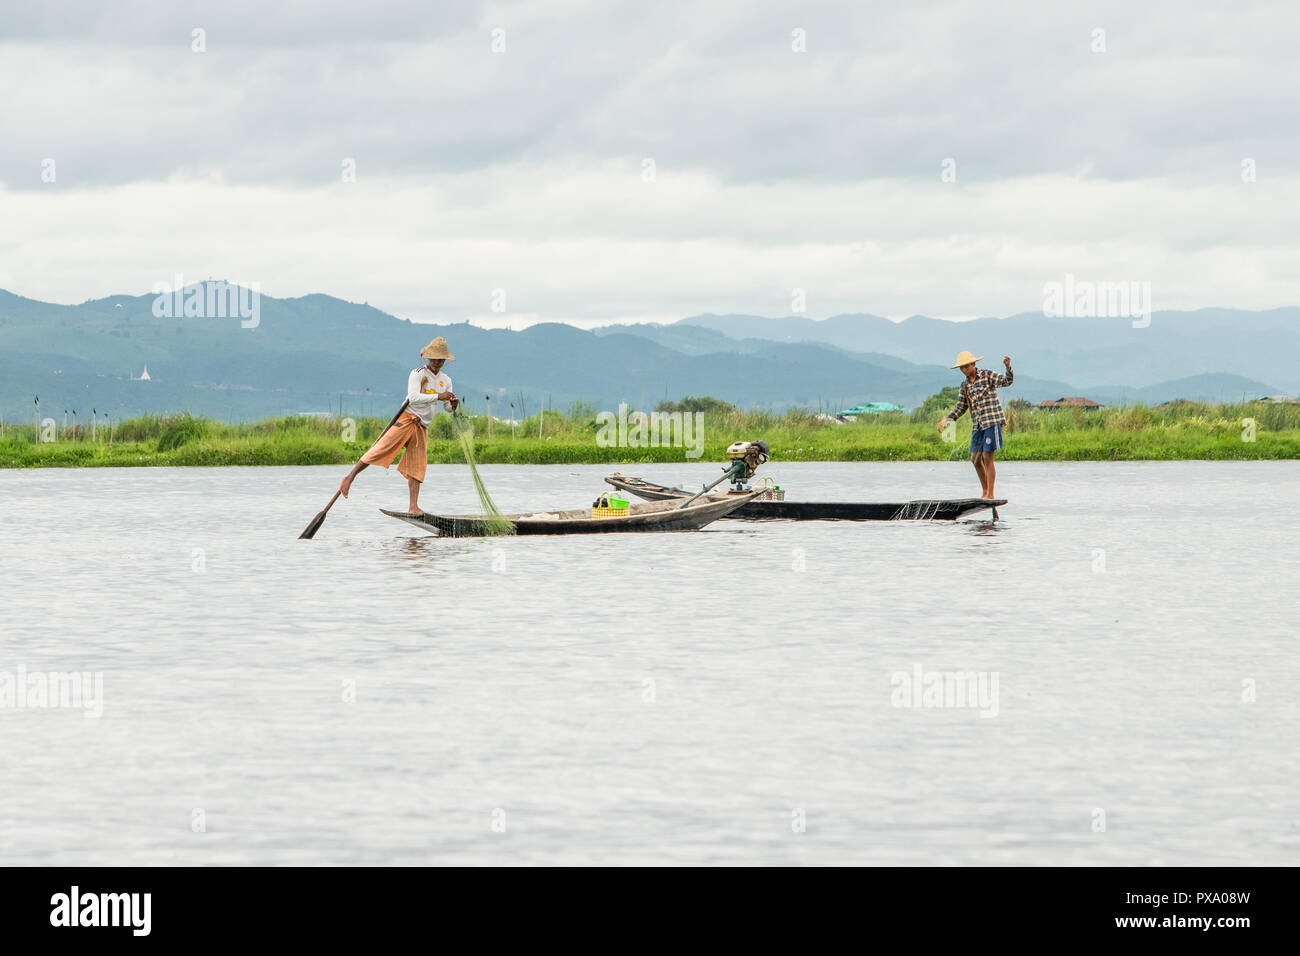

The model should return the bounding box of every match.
[339,337,459,515]
[936,351,1013,500]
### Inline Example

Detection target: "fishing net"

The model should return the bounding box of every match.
[450,411,515,535]
[890,500,943,521]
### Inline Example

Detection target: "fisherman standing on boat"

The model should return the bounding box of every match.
[338,337,459,515]
[937,351,1013,500]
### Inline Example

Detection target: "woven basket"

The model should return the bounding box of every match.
[591,505,629,518]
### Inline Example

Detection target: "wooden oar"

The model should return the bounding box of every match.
[299,400,410,539]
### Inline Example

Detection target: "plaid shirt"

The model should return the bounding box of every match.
[948,367,1013,429]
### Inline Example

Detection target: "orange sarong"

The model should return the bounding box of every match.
[360,412,427,482]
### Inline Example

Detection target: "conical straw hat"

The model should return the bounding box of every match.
[420,337,454,361]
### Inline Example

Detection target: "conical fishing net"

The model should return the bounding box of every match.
[450,411,515,535]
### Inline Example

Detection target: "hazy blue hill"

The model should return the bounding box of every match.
[592,321,763,355]
[683,309,1300,393]
[1082,373,1281,406]
[596,321,925,372]
[599,336,943,408]
[0,284,1288,422]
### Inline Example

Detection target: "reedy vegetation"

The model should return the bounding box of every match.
[2,397,1298,467]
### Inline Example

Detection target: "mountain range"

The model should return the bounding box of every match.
[673,309,1300,395]
[0,285,1290,423]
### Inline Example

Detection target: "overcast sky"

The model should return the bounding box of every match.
[2,0,1297,327]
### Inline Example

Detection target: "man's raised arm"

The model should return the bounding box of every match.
[994,356,1014,388]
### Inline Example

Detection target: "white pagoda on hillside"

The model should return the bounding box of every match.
[133,365,151,381]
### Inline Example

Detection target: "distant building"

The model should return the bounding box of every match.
[1261,395,1300,404]
[837,402,906,421]
[133,364,152,381]
[1037,396,1103,409]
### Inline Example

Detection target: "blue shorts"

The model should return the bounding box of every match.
[970,424,1003,453]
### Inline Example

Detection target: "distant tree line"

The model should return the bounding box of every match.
[655,395,737,414]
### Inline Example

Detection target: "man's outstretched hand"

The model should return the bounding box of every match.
[1003,355,1012,369]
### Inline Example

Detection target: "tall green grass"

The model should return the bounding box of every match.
[2,401,1298,468]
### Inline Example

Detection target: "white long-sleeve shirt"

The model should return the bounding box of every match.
[406,366,453,426]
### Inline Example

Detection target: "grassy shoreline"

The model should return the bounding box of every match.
[3,400,1299,467]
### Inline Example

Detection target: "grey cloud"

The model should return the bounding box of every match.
[3,0,1298,191]
[0,0,484,45]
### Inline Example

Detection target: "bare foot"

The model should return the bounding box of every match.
[408,507,425,516]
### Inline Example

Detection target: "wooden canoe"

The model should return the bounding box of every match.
[604,474,1005,521]
[380,490,761,537]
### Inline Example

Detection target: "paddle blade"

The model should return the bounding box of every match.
[298,510,328,539]
[299,489,343,540]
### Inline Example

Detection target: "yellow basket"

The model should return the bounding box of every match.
[592,506,629,518]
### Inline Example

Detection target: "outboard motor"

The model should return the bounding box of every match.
[723,440,770,491]
[676,440,773,509]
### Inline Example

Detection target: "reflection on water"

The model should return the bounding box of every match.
[961,517,1006,537]
[1,460,1297,865]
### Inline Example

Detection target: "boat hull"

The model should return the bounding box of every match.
[381,491,759,537]
[605,475,1005,521]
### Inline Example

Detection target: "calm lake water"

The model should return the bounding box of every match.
[1,461,1297,865]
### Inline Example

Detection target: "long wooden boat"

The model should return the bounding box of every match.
[380,491,760,537]
[604,474,1005,522]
